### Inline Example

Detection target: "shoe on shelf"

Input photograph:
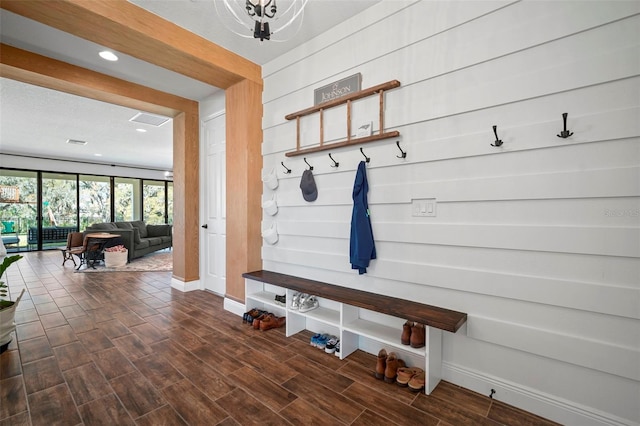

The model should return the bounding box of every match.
[252,312,271,330]
[375,349,387,380]
[259,315,286,331]
[310,333,322,347]
[401,320,413,345]
[396,367,423,387]
[246,309,266,325]
[299,295,319,313]
[324,336,339,354]
[334,341,341,358]
[290,292,304,310]
[297,293,309,306]
[408,370,426,392]
[315,333,330,350]
[243,308,259,324]
[384,352,406,383]
[410,323,426,348]
[274,294,286,306]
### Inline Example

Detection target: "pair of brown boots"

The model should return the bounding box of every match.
[375,349,406,383]
[401,321,425,348]
[251,312,286,331]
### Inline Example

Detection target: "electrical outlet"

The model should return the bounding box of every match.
[412,199,436,217]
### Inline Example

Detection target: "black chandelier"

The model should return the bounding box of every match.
[247,0,276,40]
[215,0,309,42]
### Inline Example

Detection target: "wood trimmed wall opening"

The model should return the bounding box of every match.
[0,0,264,301]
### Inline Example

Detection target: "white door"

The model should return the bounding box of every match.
[202,113,226,295]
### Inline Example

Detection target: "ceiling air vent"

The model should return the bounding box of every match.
[129,112,171,127]
[66,139,87,146]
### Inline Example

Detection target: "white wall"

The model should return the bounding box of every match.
[260,1,640,425]
[200,90,225,119]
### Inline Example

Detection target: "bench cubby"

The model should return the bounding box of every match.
[243,270,467,394]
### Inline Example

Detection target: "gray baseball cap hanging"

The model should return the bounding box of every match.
[300,169,318,202]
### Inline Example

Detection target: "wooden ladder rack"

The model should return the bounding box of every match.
[285,80,401,157]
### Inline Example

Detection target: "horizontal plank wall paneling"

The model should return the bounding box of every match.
[263,4,640,128]
[262,2,640,425]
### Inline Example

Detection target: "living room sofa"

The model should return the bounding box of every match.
[84,220,172,261]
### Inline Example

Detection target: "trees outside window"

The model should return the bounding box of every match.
[0,170,37,251]
[42,172,77,229]
[79,175,110,229]
[115,177,141,222]
[167,182,173,225]
[143,180,166,225]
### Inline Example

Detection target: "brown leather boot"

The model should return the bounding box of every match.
[410,323,426,348]
[259,315,286,331]
[375,349,387,380]
[384,352,405,383]
[401,321,413,345]
[252,313,270,330]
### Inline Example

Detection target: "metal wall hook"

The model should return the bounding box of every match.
[281,161,291,174]
[360,147,370,163]
[304,157,314,170]
[396,140,407,158]
[491,125,503,147]
[557,112,574,138]
[328,153,339,168]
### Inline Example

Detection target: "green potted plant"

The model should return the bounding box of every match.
[0,254,25,354]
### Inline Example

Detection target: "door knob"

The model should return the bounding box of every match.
[201,224,208,229]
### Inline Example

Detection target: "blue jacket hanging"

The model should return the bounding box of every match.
[350,161,376,274]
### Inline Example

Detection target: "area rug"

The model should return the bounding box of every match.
[75,250,172,273]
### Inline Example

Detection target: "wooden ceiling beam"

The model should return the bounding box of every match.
[1,0,262,89]
[0,44,197,117]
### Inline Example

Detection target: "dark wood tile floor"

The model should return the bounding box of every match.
[1,251,560,425]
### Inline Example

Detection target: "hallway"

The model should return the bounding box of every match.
[0,251,558,425]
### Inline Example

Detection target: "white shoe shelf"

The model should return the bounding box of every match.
[243,270,467,394]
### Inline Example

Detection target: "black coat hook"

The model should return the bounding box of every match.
[557,112,573,138]
[360,147,370,163]
[304,157,314,170]
[281,162,291,174]
[328,153,339,168]
[396,140,407,158]
[491,125,503,147]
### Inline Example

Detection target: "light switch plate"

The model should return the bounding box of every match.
[412,198,437,217]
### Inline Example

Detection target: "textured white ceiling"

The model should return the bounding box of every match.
[0,79,174,170]
[0,1,381,171]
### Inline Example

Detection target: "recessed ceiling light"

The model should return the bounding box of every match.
[136,128,147,133]
[99,50,118,61]
[94,153,103,157]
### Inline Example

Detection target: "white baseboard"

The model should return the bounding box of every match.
[170,278,200,292]
[442,362,633,426]
[224,297,245,317]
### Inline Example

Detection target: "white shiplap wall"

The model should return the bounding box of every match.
[260,1,640,425]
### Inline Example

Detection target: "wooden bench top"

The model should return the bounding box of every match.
[243,270,467,333]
